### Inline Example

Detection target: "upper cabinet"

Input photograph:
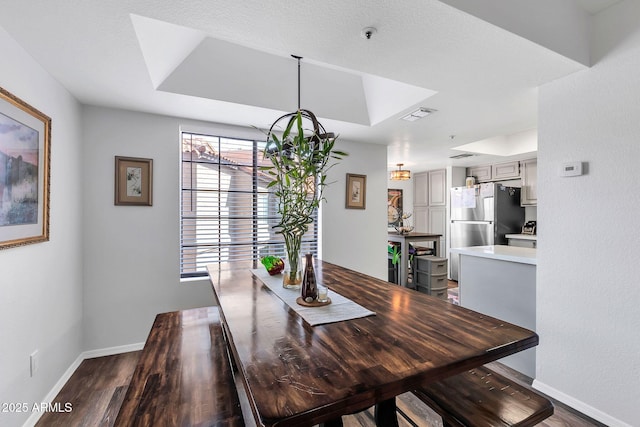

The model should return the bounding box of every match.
[466,165,492,183]
[414,172,429,206]
[427,169,446,206]
[467,161,520,183]
[520,159,537,206]
[492,161,520,181]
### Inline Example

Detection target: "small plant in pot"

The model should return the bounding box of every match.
[262,110,347,288]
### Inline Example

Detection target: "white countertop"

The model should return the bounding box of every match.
[450,245,537,265]
[505,233,537,241]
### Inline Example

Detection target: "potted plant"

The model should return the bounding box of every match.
[262,110,347,288]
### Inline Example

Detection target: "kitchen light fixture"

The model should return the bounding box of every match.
[400,107,437,122]
[390,163,411,180]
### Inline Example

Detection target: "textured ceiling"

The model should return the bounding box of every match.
[0,0,619,171]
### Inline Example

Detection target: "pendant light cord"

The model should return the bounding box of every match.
[292,54,302,110]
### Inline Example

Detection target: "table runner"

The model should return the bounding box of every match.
[251,269,375,326]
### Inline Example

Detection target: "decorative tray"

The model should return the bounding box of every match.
[296,297,332,307]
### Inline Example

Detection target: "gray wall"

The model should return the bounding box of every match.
[535,2,640,425]
[0,26,84,427]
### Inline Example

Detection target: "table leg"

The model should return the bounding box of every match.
[374,398,399,427]
[399,241,408,287]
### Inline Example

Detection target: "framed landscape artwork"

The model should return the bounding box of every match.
[114,156,153,206]
[345,173,366,209]
[0,86,51,250]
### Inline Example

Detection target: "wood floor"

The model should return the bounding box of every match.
[35,351,606,427]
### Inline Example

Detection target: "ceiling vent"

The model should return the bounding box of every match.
[400,107,437,122]
[449,153,475,159]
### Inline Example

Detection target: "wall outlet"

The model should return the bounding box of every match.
[30,350,39,377]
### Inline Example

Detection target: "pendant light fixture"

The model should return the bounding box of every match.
[390,163,411,180]
[266,55,334,153]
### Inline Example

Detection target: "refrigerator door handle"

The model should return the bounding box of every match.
[451,220,493,225]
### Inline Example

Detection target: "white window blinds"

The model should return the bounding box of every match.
[180,132,318,277]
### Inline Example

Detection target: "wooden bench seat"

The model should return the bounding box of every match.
[413,365,553,427]
[114,307,244,427]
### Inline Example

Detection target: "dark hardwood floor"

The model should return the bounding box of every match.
[35,350,605,426]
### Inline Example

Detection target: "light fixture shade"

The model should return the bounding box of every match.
[390,163,411,180]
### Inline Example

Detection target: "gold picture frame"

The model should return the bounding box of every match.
[345,173,366,209]
[115,156,153,206]
[0,86,51,250]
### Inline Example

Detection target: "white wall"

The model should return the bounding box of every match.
[535,2,640,425]
[0,26,84,427]
[322,140,388,280]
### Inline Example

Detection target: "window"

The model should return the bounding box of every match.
[180,131,318,277]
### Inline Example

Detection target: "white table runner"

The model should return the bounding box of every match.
[251,269,376,326]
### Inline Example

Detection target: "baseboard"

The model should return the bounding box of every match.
[22,354,84,427]
[533,379,632,427]
[82,342,145,359]
[21,342,144,427]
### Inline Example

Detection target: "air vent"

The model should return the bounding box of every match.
[449,153,475,159]
[400,108,437,122]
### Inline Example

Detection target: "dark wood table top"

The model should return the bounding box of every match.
[207,260,538,427]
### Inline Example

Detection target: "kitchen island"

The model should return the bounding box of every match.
[450,245,537,377]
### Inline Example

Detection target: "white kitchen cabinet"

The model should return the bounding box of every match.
[492,161,520,180]
[521,159,537,206]
[413,172,429,206]
[466,165,492,182]
[427,169,446,206]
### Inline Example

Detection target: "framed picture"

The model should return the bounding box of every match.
[387,188,403,226]
[345,173,366,209]
[115,156,153,206]
[0,86,51,250]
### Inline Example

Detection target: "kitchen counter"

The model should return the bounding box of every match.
[505,233,537,241]
[451,245,537,265]
[452,244,537,377]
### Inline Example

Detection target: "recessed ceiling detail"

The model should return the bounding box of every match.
[131,15,437,127]
[452,128,537,157]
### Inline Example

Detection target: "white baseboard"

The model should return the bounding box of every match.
[533,379,632,427]
[82,342,145,359]
[21,342,144,427]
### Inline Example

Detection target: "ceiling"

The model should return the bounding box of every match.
[0,0,620,172]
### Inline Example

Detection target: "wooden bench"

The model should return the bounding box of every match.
[114,306,244,427]
[413,365,553,427]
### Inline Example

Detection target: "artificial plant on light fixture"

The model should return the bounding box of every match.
[262,56,348,288]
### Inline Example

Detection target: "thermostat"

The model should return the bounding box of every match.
[560,161,583,177]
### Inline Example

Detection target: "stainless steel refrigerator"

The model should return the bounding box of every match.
[450,183,524,280]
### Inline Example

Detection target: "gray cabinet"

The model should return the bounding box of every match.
[427,169,446,206]
[492,161,520,180]
[521,159,537,206]
[414,172,429,206]
[428,206,446,255]
[466,165,492,182]
[467,161,521,183]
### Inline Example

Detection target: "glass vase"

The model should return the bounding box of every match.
[283,235,302,289]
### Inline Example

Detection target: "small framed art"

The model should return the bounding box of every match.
[345,173,366,209]
[115,156,153,206]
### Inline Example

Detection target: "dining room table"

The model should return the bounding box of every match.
[207,259,538,427]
